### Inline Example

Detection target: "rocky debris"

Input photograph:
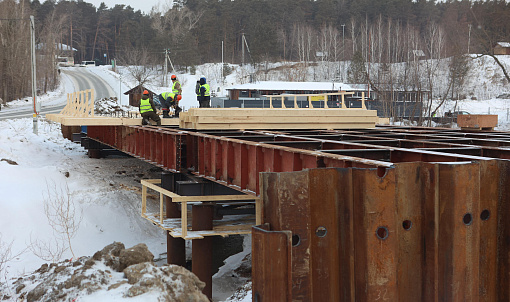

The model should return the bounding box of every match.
[6,242,209,302]
[118,243,154,271]
[94,97,136,116]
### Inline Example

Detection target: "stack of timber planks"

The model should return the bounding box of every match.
[179,108,379,130]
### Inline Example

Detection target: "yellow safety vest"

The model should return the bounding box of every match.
[140,97,153,113]
[161,92,177,101]
[172,81,181,94]
[200,84,210,97]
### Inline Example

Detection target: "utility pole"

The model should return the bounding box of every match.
[241,33,245,66]
[341,24,345,82]
[164,49,168,86]
[221,41,224,86]
[30,15,38,135]
[468,24,472,54]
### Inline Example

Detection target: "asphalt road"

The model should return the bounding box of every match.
[0,67,116,121]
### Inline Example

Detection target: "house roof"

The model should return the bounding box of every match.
[36,43,77,51]
[124,85,157,95]
[226,81,360,92]
[496,42,510,48]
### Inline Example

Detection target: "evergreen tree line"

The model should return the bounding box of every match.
[1,0,510,103]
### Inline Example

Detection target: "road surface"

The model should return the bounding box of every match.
[0,67,117,121]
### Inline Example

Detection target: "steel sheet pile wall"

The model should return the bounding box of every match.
[254,160,510,301]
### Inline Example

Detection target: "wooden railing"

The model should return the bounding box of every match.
[60,89,95,117]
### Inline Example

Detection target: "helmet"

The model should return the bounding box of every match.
[176,95,182,101]
[171,75,177,80]
[143,89,149,95]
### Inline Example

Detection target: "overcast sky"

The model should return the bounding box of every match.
[82,0,170,14]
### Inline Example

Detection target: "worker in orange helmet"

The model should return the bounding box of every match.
[170,74,182,95]
[139,90,161,125]
[158,92,182,118]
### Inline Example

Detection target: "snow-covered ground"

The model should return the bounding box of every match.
[1,56,510,301]
[0,116,252,301]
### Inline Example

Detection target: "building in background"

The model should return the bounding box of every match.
[215,81,428,118]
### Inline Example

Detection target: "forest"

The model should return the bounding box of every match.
[1,0,509,105]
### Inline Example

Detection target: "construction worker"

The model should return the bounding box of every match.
[171,74,182,95]
[195,76,211,108]
[139,90,161,126]
[158,92,182,118]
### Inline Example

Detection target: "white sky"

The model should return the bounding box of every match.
[83,0,171,14]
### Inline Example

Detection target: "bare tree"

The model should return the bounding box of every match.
[0,0,32,103]
[29,234,66,263]
[30,181,82,261]
[39,10,69,94]
[119,47,159,88]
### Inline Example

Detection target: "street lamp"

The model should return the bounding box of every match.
[30,15,39,135]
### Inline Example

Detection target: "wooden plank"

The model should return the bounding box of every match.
[185,108,378,117]
[52,117,178,126]
[457,115,498,128]
[195,116,378,124]
[189,123,377,130]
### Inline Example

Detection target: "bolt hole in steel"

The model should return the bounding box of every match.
[376,226,389,240]
[402,220,412,231]
[377,167,387,178]
[463,213,473,225]
[315,226,327,237]
[292,234,301,246]
[480,209,490,221]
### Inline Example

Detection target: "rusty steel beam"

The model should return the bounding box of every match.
[252,224,292,302]
[85,125,510,195]
[254,161,510,301]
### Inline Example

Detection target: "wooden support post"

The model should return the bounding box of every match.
[269,96,273,109]
[159,193,164,225]
[256,197,262,225]
[181,201,188,238]
[324,94,328,108]
[308,96,313,108]
[192,205,214,299]
[361,92,366,109]
[281,96,286,108]
[294,96,297,108]
[341,93,346,109]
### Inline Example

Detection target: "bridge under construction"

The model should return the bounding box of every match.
[47,89,510,301]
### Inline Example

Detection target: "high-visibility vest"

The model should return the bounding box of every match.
[161,92,177,101]
[172,81,181,94]
[200,84,210,97]
[140,97,153,113]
